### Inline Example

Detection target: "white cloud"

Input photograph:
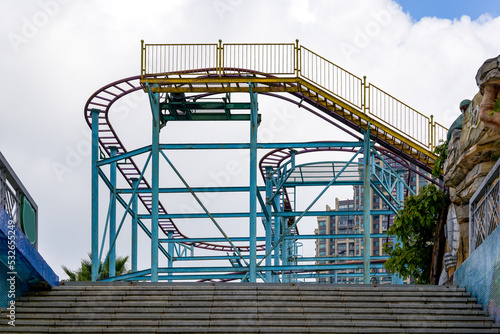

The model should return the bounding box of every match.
[289,0,316,24]
[1,0,499,280]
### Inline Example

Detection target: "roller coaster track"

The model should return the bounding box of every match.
[85,42,447,254]
[84,75,267,252]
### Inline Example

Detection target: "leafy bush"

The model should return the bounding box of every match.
[432,141,448,179]
[489,97,500,116]
[383,184,447,284]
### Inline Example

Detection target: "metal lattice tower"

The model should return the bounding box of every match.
[84,41,447,283]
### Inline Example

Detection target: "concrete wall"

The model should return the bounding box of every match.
[455,225,500,323]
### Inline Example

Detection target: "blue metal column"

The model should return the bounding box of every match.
[282,191,290,283]
[265,167,273,282]
[363,127,371,284]
[148,85,160,282]
[91,109,100,281]
[167,230,174,282]
[249,85,258,282]
[131,178,139,273]
[109,147,117,277]
[273,191,281,283]
[392,169,405,284]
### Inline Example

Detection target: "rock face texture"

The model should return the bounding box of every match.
[476,55,500,134]
[443,58,500,273]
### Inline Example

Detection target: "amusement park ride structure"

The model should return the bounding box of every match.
[84,40,447,283]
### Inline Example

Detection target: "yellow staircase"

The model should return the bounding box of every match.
[140,40,448,169]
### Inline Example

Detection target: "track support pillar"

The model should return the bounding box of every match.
[363,126,371,284]
[249,84,258,283]
[131,178,139,273]
[109,146,117,277]
[147,84,160,282]
[91,109,100,281]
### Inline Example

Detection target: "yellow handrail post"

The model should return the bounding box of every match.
[295,39,300,78]
[362,76,367,114]
[218,39,223,77]
[429,115,435,150]
[140,40,145,80]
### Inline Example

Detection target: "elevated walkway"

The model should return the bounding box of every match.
[1,283,498,333]
[140,41,448,170]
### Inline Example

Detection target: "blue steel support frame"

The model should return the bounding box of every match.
[91,109,100,281]
[167,230,174,282]
[131,178,139,272]
[147,84,160,282]
[273,184,282,282]
[265,167,273,282]
[89,80,411,284]
[249,84,258,283]
[109,146,117,277]
[363,127,371,284]
[392,169,405,284]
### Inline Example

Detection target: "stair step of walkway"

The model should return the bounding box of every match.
[1,283,498,333]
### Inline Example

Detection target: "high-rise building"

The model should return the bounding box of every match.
[315,164,431,283]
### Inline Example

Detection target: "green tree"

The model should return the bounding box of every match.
[383,184,447,284]
[62,254,129,281]
[432,141,448,179]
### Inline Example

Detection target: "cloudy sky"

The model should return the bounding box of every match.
[1,0,499,280]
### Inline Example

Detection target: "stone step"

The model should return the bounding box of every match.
[55,282,467,291]
[2,319,498,328]
[6,305,489,316]
[12,300,483,310]
[1,326,499,334]
[9,313,496,324]
[26,287,471,297]
[1,283,497,334]
[16,294,477,303]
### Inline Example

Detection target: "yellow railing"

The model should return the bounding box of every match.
[368,85,430,149]
[222,43,296,75]
[142,43,218,75]
[300,46,363,109]
[141,40,448,153]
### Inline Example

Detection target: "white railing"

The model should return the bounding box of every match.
[469,158,500,253]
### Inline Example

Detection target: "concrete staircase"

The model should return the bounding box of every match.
[1,282,499,333]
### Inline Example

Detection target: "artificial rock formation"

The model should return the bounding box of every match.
[476,54,500,134]
[442,55,500,277]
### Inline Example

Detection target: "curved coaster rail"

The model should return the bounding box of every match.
[84,41,449,283]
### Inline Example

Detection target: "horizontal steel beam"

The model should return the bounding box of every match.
[138,210,394,219]
[162,113,257,122]
[155,263,386,274]
[299,255,389,262]
[118,186,257,194]
[160,102,252,110]
[288,233,390,240]
[160,237,266,243]
[157,141,362,150]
